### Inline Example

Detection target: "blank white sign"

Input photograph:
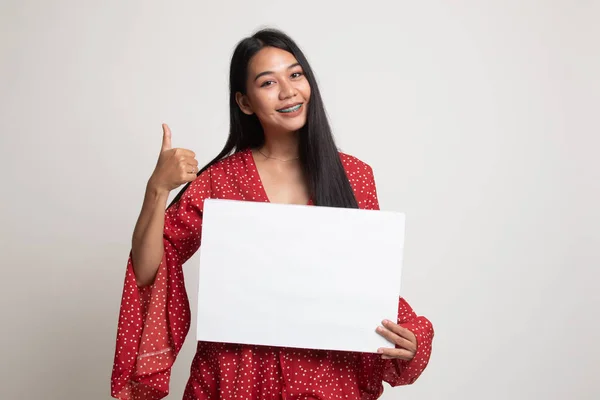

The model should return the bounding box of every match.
[195,199,405,353]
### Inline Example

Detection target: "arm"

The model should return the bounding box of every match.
[130,123,199,286]
[111,170,211,399]
[131,184,169,286]
[380,298,435,386]
[111,125,207,399]
[353,159,434,385]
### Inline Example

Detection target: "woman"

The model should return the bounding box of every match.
[111,28,434,400]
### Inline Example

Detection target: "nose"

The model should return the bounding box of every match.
[278,79,297,100]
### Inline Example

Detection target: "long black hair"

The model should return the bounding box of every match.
[168,28,358,209]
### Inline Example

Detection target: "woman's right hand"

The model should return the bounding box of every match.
[148,123,199,194]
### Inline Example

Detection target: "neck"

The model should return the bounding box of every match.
[260,129,300,160]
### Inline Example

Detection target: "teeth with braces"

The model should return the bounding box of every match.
[278,104,302,113]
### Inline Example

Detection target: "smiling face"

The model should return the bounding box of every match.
[235,46,311,135]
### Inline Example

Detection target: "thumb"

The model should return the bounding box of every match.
[161,123,172,151]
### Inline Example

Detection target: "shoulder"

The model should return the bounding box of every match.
[339,152,379,209]
[207,150,247,172]
[339,152,375,179]
[189,150,250,193]
[194,150,249,183]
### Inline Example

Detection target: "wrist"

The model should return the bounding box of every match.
[146,179,170,199]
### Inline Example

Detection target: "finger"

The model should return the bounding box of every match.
[181,158,198,173]
[185,164,198,174]
[179,169,197,184]
[382,320,416,342]
[161,123,172,152]
[174,148,196,159]
[183,164,198,174]
[377,347,414,360]
[184,158,199,167]
[376,326,416,352]
[184,171,197,182]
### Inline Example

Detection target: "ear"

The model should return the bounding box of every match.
[235,92,254,115]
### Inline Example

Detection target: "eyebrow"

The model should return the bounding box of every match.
[254,62,302,82]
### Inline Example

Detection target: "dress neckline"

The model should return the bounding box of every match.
[243,148,313,206]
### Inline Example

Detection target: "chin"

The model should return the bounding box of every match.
[286,120,307,133]
[268,119,306,135]
[283,115,309,132]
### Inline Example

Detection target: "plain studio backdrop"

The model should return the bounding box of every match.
[1,0,598,399]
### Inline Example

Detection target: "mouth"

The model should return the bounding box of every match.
[276,103,303,113]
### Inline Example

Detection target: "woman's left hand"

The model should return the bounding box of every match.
[376,319,418,360]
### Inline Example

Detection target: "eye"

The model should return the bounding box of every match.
[260,80,275,87]
[291,72,303,79]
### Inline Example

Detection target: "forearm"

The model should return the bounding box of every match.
[383,315,434,386]
[131,180,170,286]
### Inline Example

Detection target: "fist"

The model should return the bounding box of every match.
[148,123,199,193]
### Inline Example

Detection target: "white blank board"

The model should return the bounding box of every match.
[196,198,405,353]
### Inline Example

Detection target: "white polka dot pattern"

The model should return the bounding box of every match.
[111,149,434,399]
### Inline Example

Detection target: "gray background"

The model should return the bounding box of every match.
[1,0,598,399]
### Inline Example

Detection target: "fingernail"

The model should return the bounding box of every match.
[376,326,383,332]
[377,348,383,353]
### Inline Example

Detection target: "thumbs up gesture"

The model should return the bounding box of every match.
[148,124,199,194]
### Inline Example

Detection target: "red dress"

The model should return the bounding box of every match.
[111,149,434,399]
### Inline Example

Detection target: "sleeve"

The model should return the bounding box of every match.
[381,298,435,386]
[110,169,212,400]
[357,162,434,387]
